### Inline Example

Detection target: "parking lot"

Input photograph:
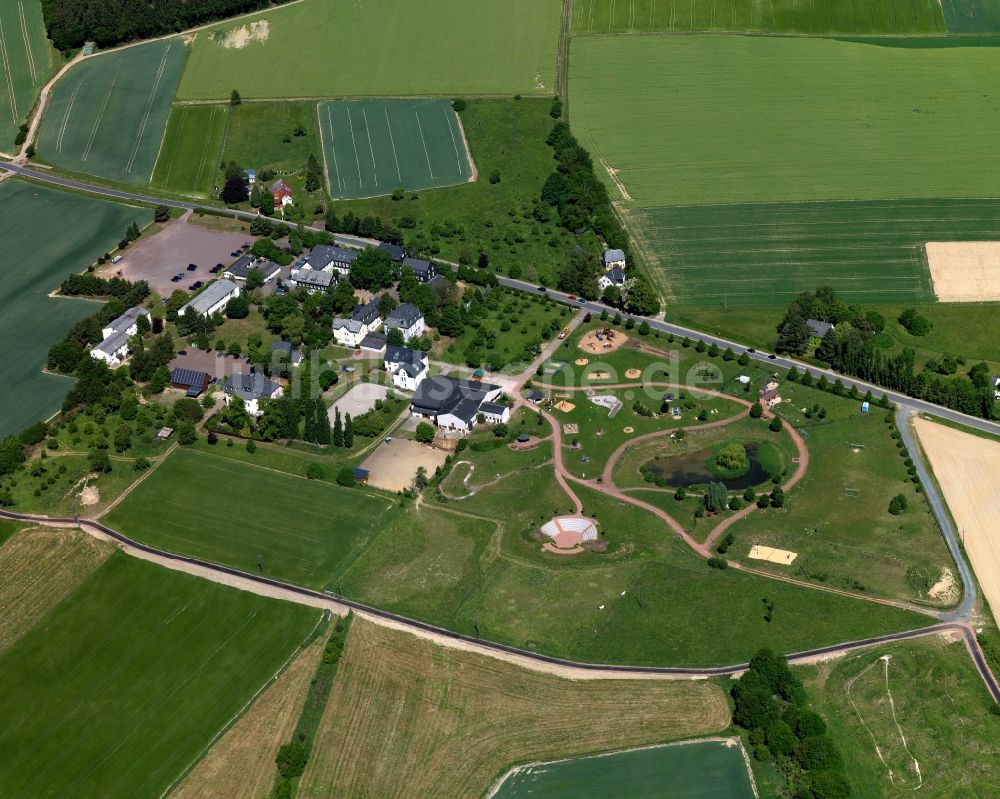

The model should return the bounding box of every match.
[96,211,251,296]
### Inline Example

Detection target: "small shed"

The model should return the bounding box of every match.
[516,433,531,443]
[155,427,174,441]
[351,467,370,484]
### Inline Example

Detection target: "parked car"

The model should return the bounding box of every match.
[567,294,577,301]
[768,354,777,360]
[746,348,756,354]
[210,263,224,273]
[110,255,123,265]
[188,281,204,290]
[242,242,251,249]
[230,250,240,257]
[186,264,197,272]
[170,276,182,283]
[538,286,547,292]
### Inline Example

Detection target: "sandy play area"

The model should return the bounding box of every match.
[554,401,576,413]
[925,241,1000,302]
[625,368,642,379]
[912,417,1000,618]
[748,545,798,565]
[579,329,629,355]
[360,438,448,493]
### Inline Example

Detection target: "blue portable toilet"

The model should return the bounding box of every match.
[861,401,870,414]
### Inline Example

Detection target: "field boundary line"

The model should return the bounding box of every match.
[127,41,172,175]
[345,105,362,190]
[54,81,81,151]
[192,106,217,196]
[361,105,378,188]
[414,108,434,179]
[81,58,122,162]
[443,105,463,176]
[17,1,36,83]
[0,17,17,123]
[158,105,185,187]
[383,107,401,183]
[452,108,478,182]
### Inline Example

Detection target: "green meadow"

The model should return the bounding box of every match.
[941,0,1000,31]
[150,103,228,197]
[570,35,1000,207]
[0,0,54,147]
[0,552,319,798]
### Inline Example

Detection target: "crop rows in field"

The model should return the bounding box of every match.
[940,0,1000,31]
[631,198,1000,306]
[150,103,228,197]
[572,0,945,34]
[0,0,50,147]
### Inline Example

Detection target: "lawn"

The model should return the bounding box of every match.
[941,0,1000,30]
[150,103,228,197]
[297,618,731,797]
[321,99,598,286]
[318,99,473,200]
[36,38,187,183]
[493,740,756,799]
[570,35,1000,207]
[0,552,319,798]
[0,179,152,439]
[104,447,394,589]
[0,0,55,148]
[221,100,321,175]
[177,0,561,100]
[802,637,1000,797]
[572,0,945,33]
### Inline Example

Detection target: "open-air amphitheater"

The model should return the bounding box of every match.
[541,515,600,555]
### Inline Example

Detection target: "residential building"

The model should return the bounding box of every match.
[402,257,437,283]
[385,302,424,340]
[479,401,511,425]
[597,266,626,292]
[333,298,382,347]
[360,331,387,353]
[526,390,546,404]
[245,168,257,185]
[603,249,626,271]
[379,242,406,262]
[806,319,835,338]
[410,375,503,433]
[270,178,293,207]
[101,306,150,341]
[178,280,240,318]
[271,340,302,367]
[384,345,428,391]
[224,256,280,284]
[353,297,382,330]
[290,266,335,293]
[224,372,283,416]
[306,244,358,275]
[90,330,133,366]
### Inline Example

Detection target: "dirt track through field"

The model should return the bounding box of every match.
[912,417,1000,621]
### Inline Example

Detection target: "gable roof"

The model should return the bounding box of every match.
[179,280,239,317]
[379,242,405,262]
[332,317,364,333]
[170,368,210,389]
[402,256,433,276]
[224,372,281,401]
[227,257,280,280]
[292,267,335,289]
[352,297,381,324]
[105,306,149,333]
[385,345,427,368]
[271,340,301,363]
[806,319,835,337]
[308,244,358,270]
[603,248,625,264]
[411,375,501,417]
[480,401,508,416]
[269,178,292,193]
[386,302,423,329]
[92,329,130,357]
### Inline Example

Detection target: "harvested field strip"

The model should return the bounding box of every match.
[170,634,326,799]
[572,0,945,33]
[298,618,730,797]
[0,0,51,147]
[628,198,1000,305]
[0,528,112,655]
[570,35,1000,207]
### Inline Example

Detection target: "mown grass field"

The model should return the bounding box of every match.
[572,0,945,33]
[493,740,756,799]
[150,103,227,197]
[0,0,54,148]
[941,0,1000,31]
[105,447,394,589]
[0,551,319,798]
[221,100,321,175]
[177,0,561,100]
[0,180,152,439]
[803,637,1000,797]
[570,35,1000,207]
[36,39,186,183]
[318,99,472,199]
[297,618,731,797]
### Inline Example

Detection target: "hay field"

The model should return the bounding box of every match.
[628,198,1000,306]
[925,241,1000,302]
[296,618,730,798]
[171,635,326,799]
[318,99,473,200]
[177,0,561,100]
[941,0,1000,31]
[570,35,1000,207]
[0,0,53,148]
[150,104,228,197]
[0,179,152,438]
[572,0,944,33]
[912,417,1000,620]
[0,527,111,655]
[36,39,186,183]
[0,553,320,798]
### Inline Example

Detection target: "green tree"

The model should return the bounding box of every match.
[259,188,275,216]
[275,741,306,779]
[230,89,242,106]
[415,422,435,443]
[315,397,330,445]
[336,465,355,487]
[88,448,112,473]
[888,493,908,515]
[221,176,249,204]
[154,204,170,223]
[343,413,353,448]
[176,421,197,445]
[332,407,343,447]
[306,463,325,480]
[749,401,763,419]
[245,267,265,291]
[703,482,728,513]
[113,423,132,453]
[305,154,324,192]
[769,416,783,432]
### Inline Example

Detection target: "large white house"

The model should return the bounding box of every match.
[597,266,625,293]
[384,345,428,391]
[410,375,507,433]
[90,306,151,366]
[385,302,425,341]
[306,244,359,275]
[223,372,283,417]
[332,298,382,348]
[179,280,240,318]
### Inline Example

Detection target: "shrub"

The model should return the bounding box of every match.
[749,402,763,419]
[306,463,325,480]
[888,493,908,515]
[707,556,728,569]
[275,741,307,779]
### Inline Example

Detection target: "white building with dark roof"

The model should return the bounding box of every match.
[290,266,336,293]
[332,298,382,347]
[410,375,504,433]
[603,249,626,271]
[91,306,151,366]
[402,257,437,283]
[179,280,240,318]
[307,244,359,275]
[225,256,280,284]
[384,345,428,391]
[385,302,424,340]
[223,372,283,417]
[806,319,835,338]
[597,266,626,292]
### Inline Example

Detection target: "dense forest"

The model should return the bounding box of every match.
[42,0,291,51]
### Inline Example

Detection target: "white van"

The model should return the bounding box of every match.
[110,255,124,265]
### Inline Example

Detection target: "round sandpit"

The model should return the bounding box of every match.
[575,358,589,366]
[579,328,629,355]
[623,426,634,434]
[625,368,642,379]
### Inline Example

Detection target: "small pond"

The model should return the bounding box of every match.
[644,443,776,490]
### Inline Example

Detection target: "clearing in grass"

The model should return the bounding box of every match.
[0,0,54,148]
[297,617,731,797]
[104,447,394,590]
[572,0,945,33]
[150,103,227,197]
[177,0,560,100]
[0,179,152,438]
[570,35,1000,207]
[0,552,320,798]
[491,739,756,799]
[318,99,473,200]
[36,38,186,183]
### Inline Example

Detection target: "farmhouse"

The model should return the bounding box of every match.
[603,249,626,271]
[402,257,437,283]
[170,368,211,397]
[225,256,281,284]
[806,319,835,338]
[379,242,406,262]
[410,375,503,433]
[224,372,283,417]
[90,306,151,366]
[179,280,240,318]
[332,298,382,348]
[384,345,428,391]
[385,302,425,340]
[270,178,294,208]
[597,266,626,292]
[306,244,358,275]
[290,265,336,293]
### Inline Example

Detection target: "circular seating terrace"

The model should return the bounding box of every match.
[540,516,599,555]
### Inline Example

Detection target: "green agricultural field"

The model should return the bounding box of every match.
[493,740,756,799]
[177,0,561,100]
[150,103,227,197]
[803,637,1000,797]
[318,99,473,200]
[941,0,1000,31]
[221,100,320,175]
[36,39,186,183]
[0,552,319,798]
[0,180,152,438]
[0,0,54,148]
[570,35,1000,207]
[572,0,945,33]
[104,447,394,589]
